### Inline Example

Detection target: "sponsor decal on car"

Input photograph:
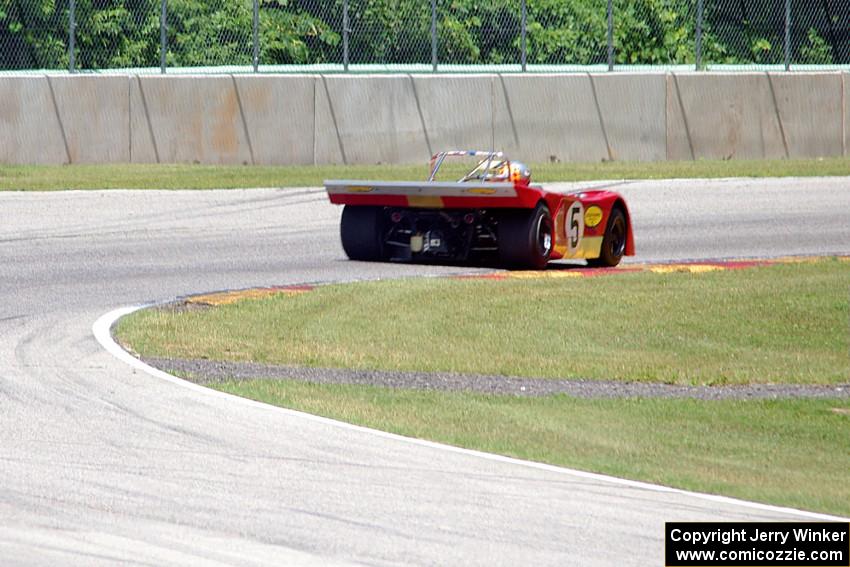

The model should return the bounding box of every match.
[584,205,604,228]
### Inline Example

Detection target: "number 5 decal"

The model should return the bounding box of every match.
[566,201,584,255]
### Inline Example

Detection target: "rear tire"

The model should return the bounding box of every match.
[498,203,553,269]
[340,205,384,261]
[588,207,626,267]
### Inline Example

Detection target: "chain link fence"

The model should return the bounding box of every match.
[0,0,847,72]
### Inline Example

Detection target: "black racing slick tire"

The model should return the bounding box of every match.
[588,207,627,268]
[498,203,553,270]
[340,205,384,261]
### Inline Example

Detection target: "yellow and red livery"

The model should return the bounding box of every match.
[325,151,634,269]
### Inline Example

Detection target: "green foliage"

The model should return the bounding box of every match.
[345,0,430,63]
[0,0,846,70]
[439,0,521,64]
[526,0,607,64]
[75,0,160,68]
[260,1,341,65]
[613,0,695,65]
[799,27,832,65]
[0,0,68,68]
[167,0,252,66]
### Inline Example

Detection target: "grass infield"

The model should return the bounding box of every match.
[115,260,850,515]
[118,261,849,386]
[2,157,850,190]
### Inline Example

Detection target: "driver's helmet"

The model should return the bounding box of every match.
[508,161,531,183]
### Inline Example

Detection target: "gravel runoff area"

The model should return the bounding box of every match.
[143,357,850,400]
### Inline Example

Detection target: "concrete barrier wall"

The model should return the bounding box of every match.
[0,75,129,164]
[131,75,253,164]
[55,75,130,163]
[236,75,315,165]
[0,73,846,165]
[315,75,430,164]
[493,73,667,162]
[771,73,843,158]
[0,76,66,164]
[128,75,317,165]
[667,73,844,160]
[844,72,849,157]
[495,74,609,162]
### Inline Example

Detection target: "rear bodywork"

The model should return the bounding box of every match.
[325,151,635,265]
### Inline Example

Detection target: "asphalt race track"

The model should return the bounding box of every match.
[1,178,849,565]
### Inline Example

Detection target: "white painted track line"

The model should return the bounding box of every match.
[94,305,849,524]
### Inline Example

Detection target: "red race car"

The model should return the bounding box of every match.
[325,150,634,269]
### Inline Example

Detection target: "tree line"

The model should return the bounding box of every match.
[0,0,846,70]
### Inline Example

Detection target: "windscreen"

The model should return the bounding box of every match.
[429,153,508,183]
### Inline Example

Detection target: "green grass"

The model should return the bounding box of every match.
[2,156,850,190]
[209,380,850,517]
[115,260,850,516]
[116,260,850,386]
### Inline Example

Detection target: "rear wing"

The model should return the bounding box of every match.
[324,180,542,209]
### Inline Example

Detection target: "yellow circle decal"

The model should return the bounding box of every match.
[584,206,603,228]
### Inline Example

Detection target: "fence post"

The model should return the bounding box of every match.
[160,0,167,73]
[784,0,791,71]
[68,0,76,73]
[607,0,613,71]
[431,0,437,72]
[521,0,527,72]
[343,0,349,72]
[695,0,703,71]
[253,0,259,72]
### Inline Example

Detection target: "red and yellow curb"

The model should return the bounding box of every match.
[186,285,314,307]
[182,256,847,306]
[455,255,849,282]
